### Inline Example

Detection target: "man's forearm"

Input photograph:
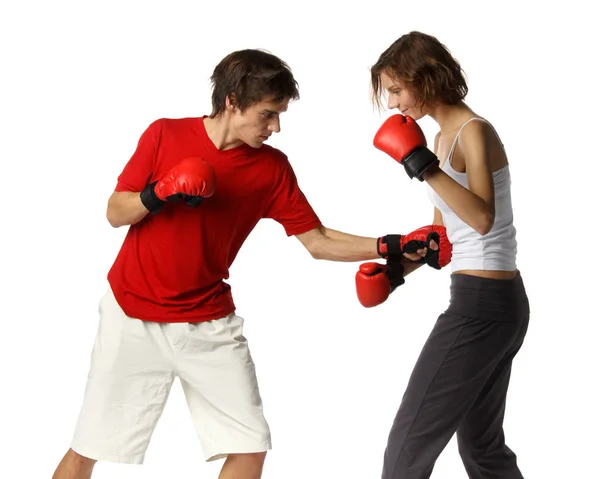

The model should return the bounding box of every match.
[310,227,380,262]
[106,191,150,228]
[312,227,429,275]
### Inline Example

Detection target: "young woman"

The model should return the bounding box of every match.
[369,31,530,479]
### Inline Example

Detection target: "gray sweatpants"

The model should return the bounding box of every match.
[382,272,530,479]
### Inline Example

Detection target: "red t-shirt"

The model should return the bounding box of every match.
[107,117,322,323]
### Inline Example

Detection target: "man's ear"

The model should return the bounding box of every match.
[225,94,238,111]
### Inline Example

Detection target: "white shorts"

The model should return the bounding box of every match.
[70,288,271,464]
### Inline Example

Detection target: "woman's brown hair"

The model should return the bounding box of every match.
[371,31,468,110]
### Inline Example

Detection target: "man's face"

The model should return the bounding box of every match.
[230,96,289,148]
[380,72,426,120]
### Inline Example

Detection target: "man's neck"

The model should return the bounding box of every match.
[203,115,244,150]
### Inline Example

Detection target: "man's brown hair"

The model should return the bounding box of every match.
[209,49,299,117]
[371,31,468,110]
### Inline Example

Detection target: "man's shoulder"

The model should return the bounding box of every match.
[256,143,290,164]
[150,116,203,128]
[141,117,204,143]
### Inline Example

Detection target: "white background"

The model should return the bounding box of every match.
[2,1,599,478]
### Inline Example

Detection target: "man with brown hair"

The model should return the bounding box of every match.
[51,48,445,479]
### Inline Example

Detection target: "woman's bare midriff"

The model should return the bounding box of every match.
[453,269,518,280]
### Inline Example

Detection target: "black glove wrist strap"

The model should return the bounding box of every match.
[378,234,404,258]
[140,181,165,214]
[386,259,406,292]
[403,148,440,181]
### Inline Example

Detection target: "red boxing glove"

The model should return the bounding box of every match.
[141,157,217,214]
[355,261,405,308]
[373,115,439,181]
[377,225,452,269]
[401,225,452,269]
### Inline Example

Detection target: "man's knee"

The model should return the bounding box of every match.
[229,451,267,465]
[52,449,97,479]
[226,451,267,470]
[67,448,96,464]
[222,451,267,478]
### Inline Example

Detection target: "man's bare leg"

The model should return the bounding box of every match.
[52,449,97,479]
[218,452,267,479]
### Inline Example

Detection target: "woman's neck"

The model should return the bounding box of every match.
[428,101,478,133]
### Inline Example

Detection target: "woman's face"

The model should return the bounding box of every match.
[380,72,427,120]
